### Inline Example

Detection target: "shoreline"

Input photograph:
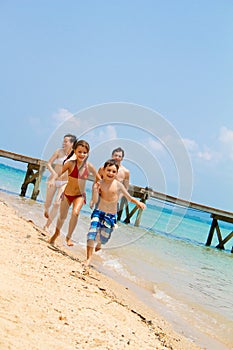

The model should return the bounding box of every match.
[0,198,204,350]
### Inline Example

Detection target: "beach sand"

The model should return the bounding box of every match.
[0,199,203,350]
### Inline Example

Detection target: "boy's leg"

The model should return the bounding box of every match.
[95,243,101,252]
[95,232,102,252]
[86,240,95,266]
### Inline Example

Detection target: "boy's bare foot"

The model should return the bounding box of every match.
[66,238,74,246]
[95,243,101,252]
[44,211,49,219]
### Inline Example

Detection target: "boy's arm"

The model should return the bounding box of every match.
[129,197,146,210]
[118,182,146,210]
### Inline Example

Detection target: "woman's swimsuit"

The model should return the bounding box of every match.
[55,180,67,188]
[64,162,89,204]
[53,155,67,165]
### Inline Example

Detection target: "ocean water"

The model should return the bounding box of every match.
[0,162,232,350]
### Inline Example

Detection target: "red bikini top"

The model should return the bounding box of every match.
[69,162,89,180]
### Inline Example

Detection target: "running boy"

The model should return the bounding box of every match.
[83,159,146,272]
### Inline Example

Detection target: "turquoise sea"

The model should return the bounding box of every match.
[0,161,232,350]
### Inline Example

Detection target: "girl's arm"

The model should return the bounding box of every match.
[88,162,102,182]
[49,161,71,182]
[91,182,100,205]
[88,163,102,208]
[46,149,60,177]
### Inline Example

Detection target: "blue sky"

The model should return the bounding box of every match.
[0,0,233,211]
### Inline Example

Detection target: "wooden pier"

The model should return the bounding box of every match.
[118,186,233,252]
[0,149,47,200]
[0,149,233,252]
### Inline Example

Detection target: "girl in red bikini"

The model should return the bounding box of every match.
[48,139,98,246]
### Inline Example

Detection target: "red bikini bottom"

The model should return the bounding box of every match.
[63,192,86,205]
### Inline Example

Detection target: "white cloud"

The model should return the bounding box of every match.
[97,125,117,140]
[182,138,198,152]
[85,125,118,146]
[219,126,233,143]
[52,108,73,123]
[182,138,220,163]
[148,138,164,152]
[197,149,213,161]
[219,126,233,160]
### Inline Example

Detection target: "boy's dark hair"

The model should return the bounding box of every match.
[111,147,125,158]
[103,159,119,171]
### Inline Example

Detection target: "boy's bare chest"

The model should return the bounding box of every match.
[100,182,117,199]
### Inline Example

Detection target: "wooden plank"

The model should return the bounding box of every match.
[135,208,143,227]
[216,231,233,249]
[140,187,233,221]
[211,214,233,224]
[206,218,217,246]
[215,222,223,248]
[0,149,47,167]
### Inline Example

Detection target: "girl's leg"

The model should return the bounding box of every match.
[44,184,66,230]
[48,197,70,244]
[66,196,84,246]
[44,183,57,218]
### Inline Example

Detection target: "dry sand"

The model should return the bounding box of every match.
[0,199,203,350]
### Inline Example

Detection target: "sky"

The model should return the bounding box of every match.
[0,0,233,212]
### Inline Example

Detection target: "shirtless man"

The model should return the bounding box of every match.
[111,147,130,190]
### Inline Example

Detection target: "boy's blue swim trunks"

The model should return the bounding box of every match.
[87,209,117,244]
